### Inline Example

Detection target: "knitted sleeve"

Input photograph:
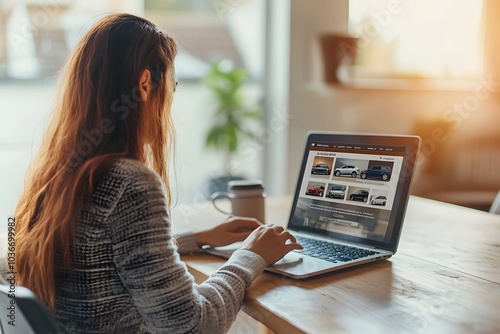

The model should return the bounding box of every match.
[106,160,266,333]
[175,232,202,255]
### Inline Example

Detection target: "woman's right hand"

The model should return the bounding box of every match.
[240,225,303,267]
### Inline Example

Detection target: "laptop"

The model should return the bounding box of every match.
[205,131,421,279]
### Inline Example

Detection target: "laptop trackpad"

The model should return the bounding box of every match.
[273,252,303,267]
[204,243,303,267]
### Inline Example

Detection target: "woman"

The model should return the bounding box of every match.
[13,13,301,333]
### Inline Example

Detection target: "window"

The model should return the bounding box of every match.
[348,0,484,79]
[0,0,266,223]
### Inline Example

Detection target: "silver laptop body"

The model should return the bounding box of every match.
[205,131,420,279]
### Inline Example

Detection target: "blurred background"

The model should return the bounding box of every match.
[1,0,499,223]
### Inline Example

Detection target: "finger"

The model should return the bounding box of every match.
[271,225,285,233]
[280,231,298,244]
[229,217,262,230]
[285,242,304,252]
[231,216,263,225]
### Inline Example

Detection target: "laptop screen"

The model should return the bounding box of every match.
[288,132,420,252]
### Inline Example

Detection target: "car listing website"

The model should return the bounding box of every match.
[292,142,405,243]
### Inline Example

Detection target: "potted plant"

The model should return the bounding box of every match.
[202,60,261,195]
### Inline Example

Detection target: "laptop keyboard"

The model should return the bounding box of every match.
[293,236,379,263]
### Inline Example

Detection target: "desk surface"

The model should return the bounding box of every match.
[173,196,500,334]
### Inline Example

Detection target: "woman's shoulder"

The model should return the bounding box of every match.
[106,159,161,186]
[93,159,163,205]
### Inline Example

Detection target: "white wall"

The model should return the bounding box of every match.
[284,0,500,205]
[287,0,349,191]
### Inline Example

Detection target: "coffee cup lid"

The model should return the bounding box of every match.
[227,179,263,190]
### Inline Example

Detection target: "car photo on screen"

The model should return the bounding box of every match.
[360,161,394,182]
[347,186,371,203]
[326,183,347,200]
[305,181,326,197]
[369,190,390,207]
[371,195,387,206]
[310,156,334,177]
[332,158,368,179]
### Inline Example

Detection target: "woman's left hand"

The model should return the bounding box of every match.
[194,216,262,247]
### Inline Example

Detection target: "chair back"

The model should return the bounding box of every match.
[489,190,500,215]
[0,284,60,334]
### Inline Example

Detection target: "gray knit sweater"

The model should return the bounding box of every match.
[54,159,266,333]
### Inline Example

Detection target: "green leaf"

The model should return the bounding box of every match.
[202,59,261,157]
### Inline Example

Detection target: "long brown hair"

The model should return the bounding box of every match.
[14,13,177,310]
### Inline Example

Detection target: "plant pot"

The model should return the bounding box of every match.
[319,34,358,84]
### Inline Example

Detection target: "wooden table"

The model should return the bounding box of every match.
[172,196,500,334]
